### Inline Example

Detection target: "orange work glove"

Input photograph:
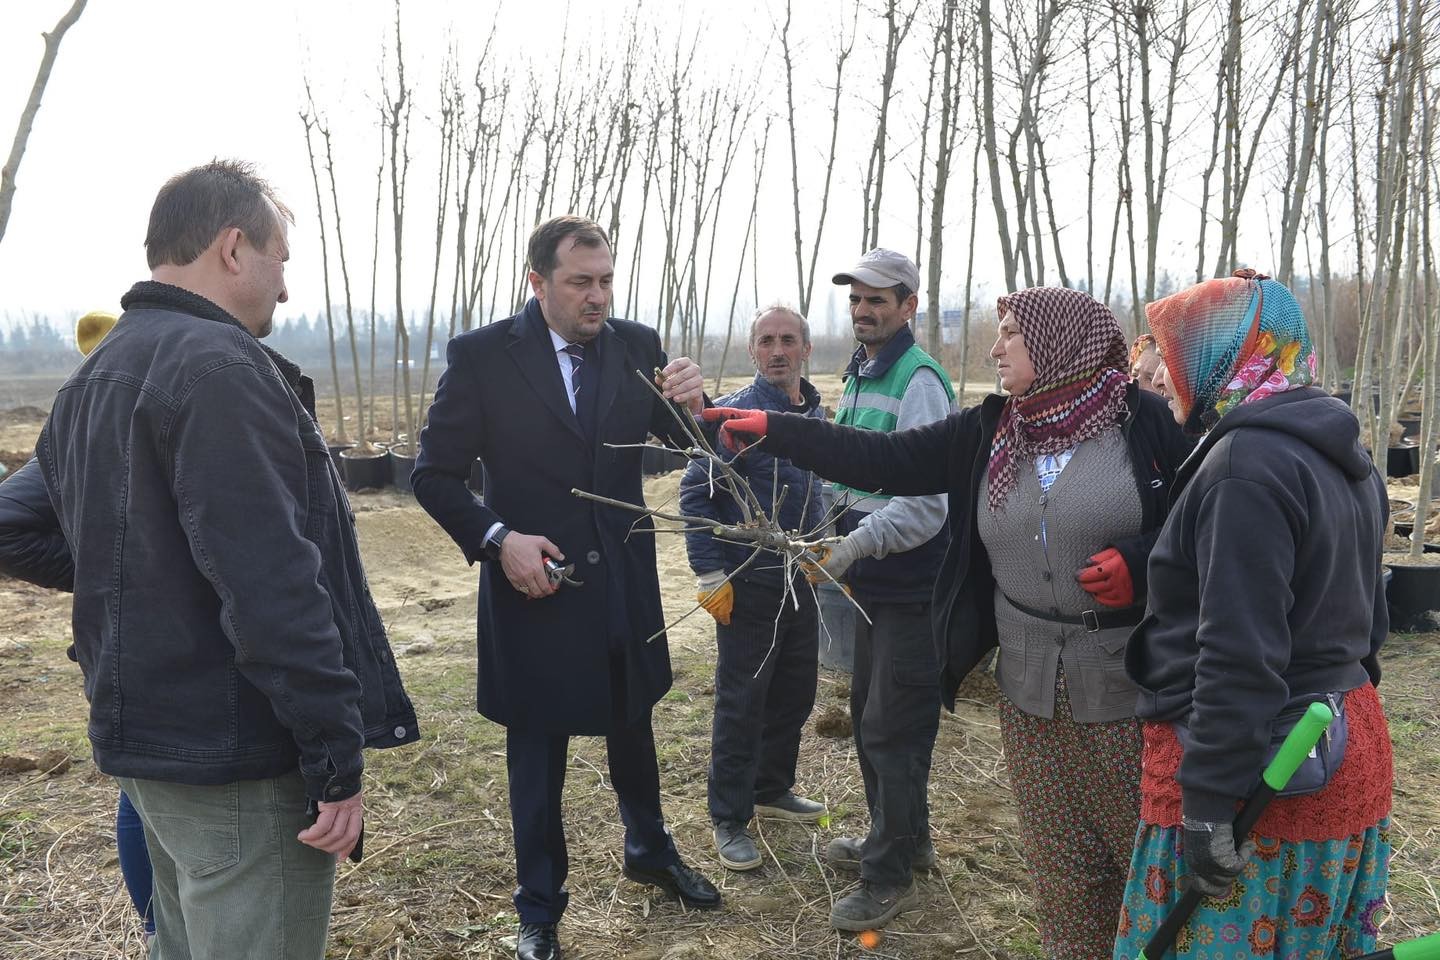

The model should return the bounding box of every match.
[700,406,768,451]
[1075,547,1135,608]
[696,572,734,625]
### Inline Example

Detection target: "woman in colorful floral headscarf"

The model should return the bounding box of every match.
[1117,271,1393,960]
[703,286,1193,958]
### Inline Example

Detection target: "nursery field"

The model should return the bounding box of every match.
[1,387,1437,960]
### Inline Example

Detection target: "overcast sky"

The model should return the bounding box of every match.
[1,0,1305,336]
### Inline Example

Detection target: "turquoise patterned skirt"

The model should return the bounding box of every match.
[1112,820,1391,960]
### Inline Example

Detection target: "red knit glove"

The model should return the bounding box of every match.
[1076,547,1134,608]
[700,407,768,451]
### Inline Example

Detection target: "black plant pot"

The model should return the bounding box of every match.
[388,446,417,494]
[641,442,689,476]
[1385,558,1440,632]
[1387,443,1421,478]
[327,441,355,474]
[816,581,856,674]
[1399,416,1422,439]
[339,448,390,492]
[467,457,485,495]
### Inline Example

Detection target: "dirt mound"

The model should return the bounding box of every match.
[0,405,47,424]
[1,449,34,476]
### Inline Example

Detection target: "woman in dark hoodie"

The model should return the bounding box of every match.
[1115,270,1392,960]
[0,311,158,943]
[705,287,1193,960]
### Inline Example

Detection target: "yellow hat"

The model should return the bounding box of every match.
[76,310,118,356]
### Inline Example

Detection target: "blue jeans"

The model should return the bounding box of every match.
[116,790,155,935]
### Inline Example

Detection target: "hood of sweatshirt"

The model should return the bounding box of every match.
[1177,386,1374,491]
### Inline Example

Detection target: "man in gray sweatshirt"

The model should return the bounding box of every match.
[809,249,956,931]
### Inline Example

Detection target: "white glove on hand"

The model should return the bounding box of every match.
[802,536,864,584]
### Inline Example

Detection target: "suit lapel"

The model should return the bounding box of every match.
[592,320,629,440]
[507,300,585,446]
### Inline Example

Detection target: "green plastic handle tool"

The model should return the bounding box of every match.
[1261,701,1335,792]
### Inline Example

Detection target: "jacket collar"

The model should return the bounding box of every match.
[748,372,822,412]
[843,323,917,383]
[120,280,312,411]
[506,297,625,455]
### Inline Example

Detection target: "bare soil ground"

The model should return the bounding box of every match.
[2,382,1437,960]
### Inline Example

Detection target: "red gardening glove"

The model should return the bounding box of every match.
[700,406,768,451]
[1076,547,1134,608]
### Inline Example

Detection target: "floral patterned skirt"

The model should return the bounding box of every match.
[1112,820,1391,960]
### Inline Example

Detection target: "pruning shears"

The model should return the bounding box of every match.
[543,556,583,588]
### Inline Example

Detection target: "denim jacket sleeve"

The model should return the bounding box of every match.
[167,359,365,801]
[0,457,74,590]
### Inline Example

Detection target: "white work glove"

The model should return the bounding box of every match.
[801,536,864,585]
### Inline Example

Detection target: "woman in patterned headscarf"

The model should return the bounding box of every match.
[1116,271,1393,960]
[703,287,1193,959]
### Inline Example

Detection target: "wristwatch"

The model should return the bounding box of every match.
[485,525,511,562]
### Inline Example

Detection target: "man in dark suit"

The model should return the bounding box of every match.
[412,216,721,960]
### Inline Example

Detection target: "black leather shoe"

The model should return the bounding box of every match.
[517,921,561,960]
[622,859,722,910]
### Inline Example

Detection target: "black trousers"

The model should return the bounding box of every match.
[708,577,819,826]
[851,599,941,887]
[507,659,678,924]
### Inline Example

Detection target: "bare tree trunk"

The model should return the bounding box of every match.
[322,122,368,444]
[625,95,662,320]
[0,0,89,248]
[1194,0,1235,283]
[926,0,965,354]
[978,0,1018,291]
[694,92,750,366]
[384,0,415,449]
[419,77,456,428]
[860,0,918,251]
[1120,0,1193,308]
[782,0,856,316]
[1082,8,1100,295]
[1412,69,1436,557]
[1278,0,1330,284]
[1113,13,1142,329]
[1313,4,1339,387]
[300,101,347,442]
[1214,0,1305,276]
[960,107,982,390]
[715,122,770,396]
[368,105,385,439]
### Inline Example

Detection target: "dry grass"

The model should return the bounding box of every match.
[2,387,1438,960]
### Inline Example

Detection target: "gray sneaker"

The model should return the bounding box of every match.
[713,821,762,871]
[824,836,937,874]
[753,792,827,822]
[829,879,919,931]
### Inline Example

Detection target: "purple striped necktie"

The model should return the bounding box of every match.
[564,342,585,413]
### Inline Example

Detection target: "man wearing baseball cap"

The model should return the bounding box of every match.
[809,248,955,931]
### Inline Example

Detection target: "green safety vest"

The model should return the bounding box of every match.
[832,343,955,502]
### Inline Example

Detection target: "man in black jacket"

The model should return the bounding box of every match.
[412,216,720,960]
[36,161,418,960]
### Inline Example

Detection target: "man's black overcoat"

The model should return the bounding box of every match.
[413,298,693,734]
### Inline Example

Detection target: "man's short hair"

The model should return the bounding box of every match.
[890,283,914,306]
[528,216,612,279]
[749,302,810,345]
[144,160,292,270]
